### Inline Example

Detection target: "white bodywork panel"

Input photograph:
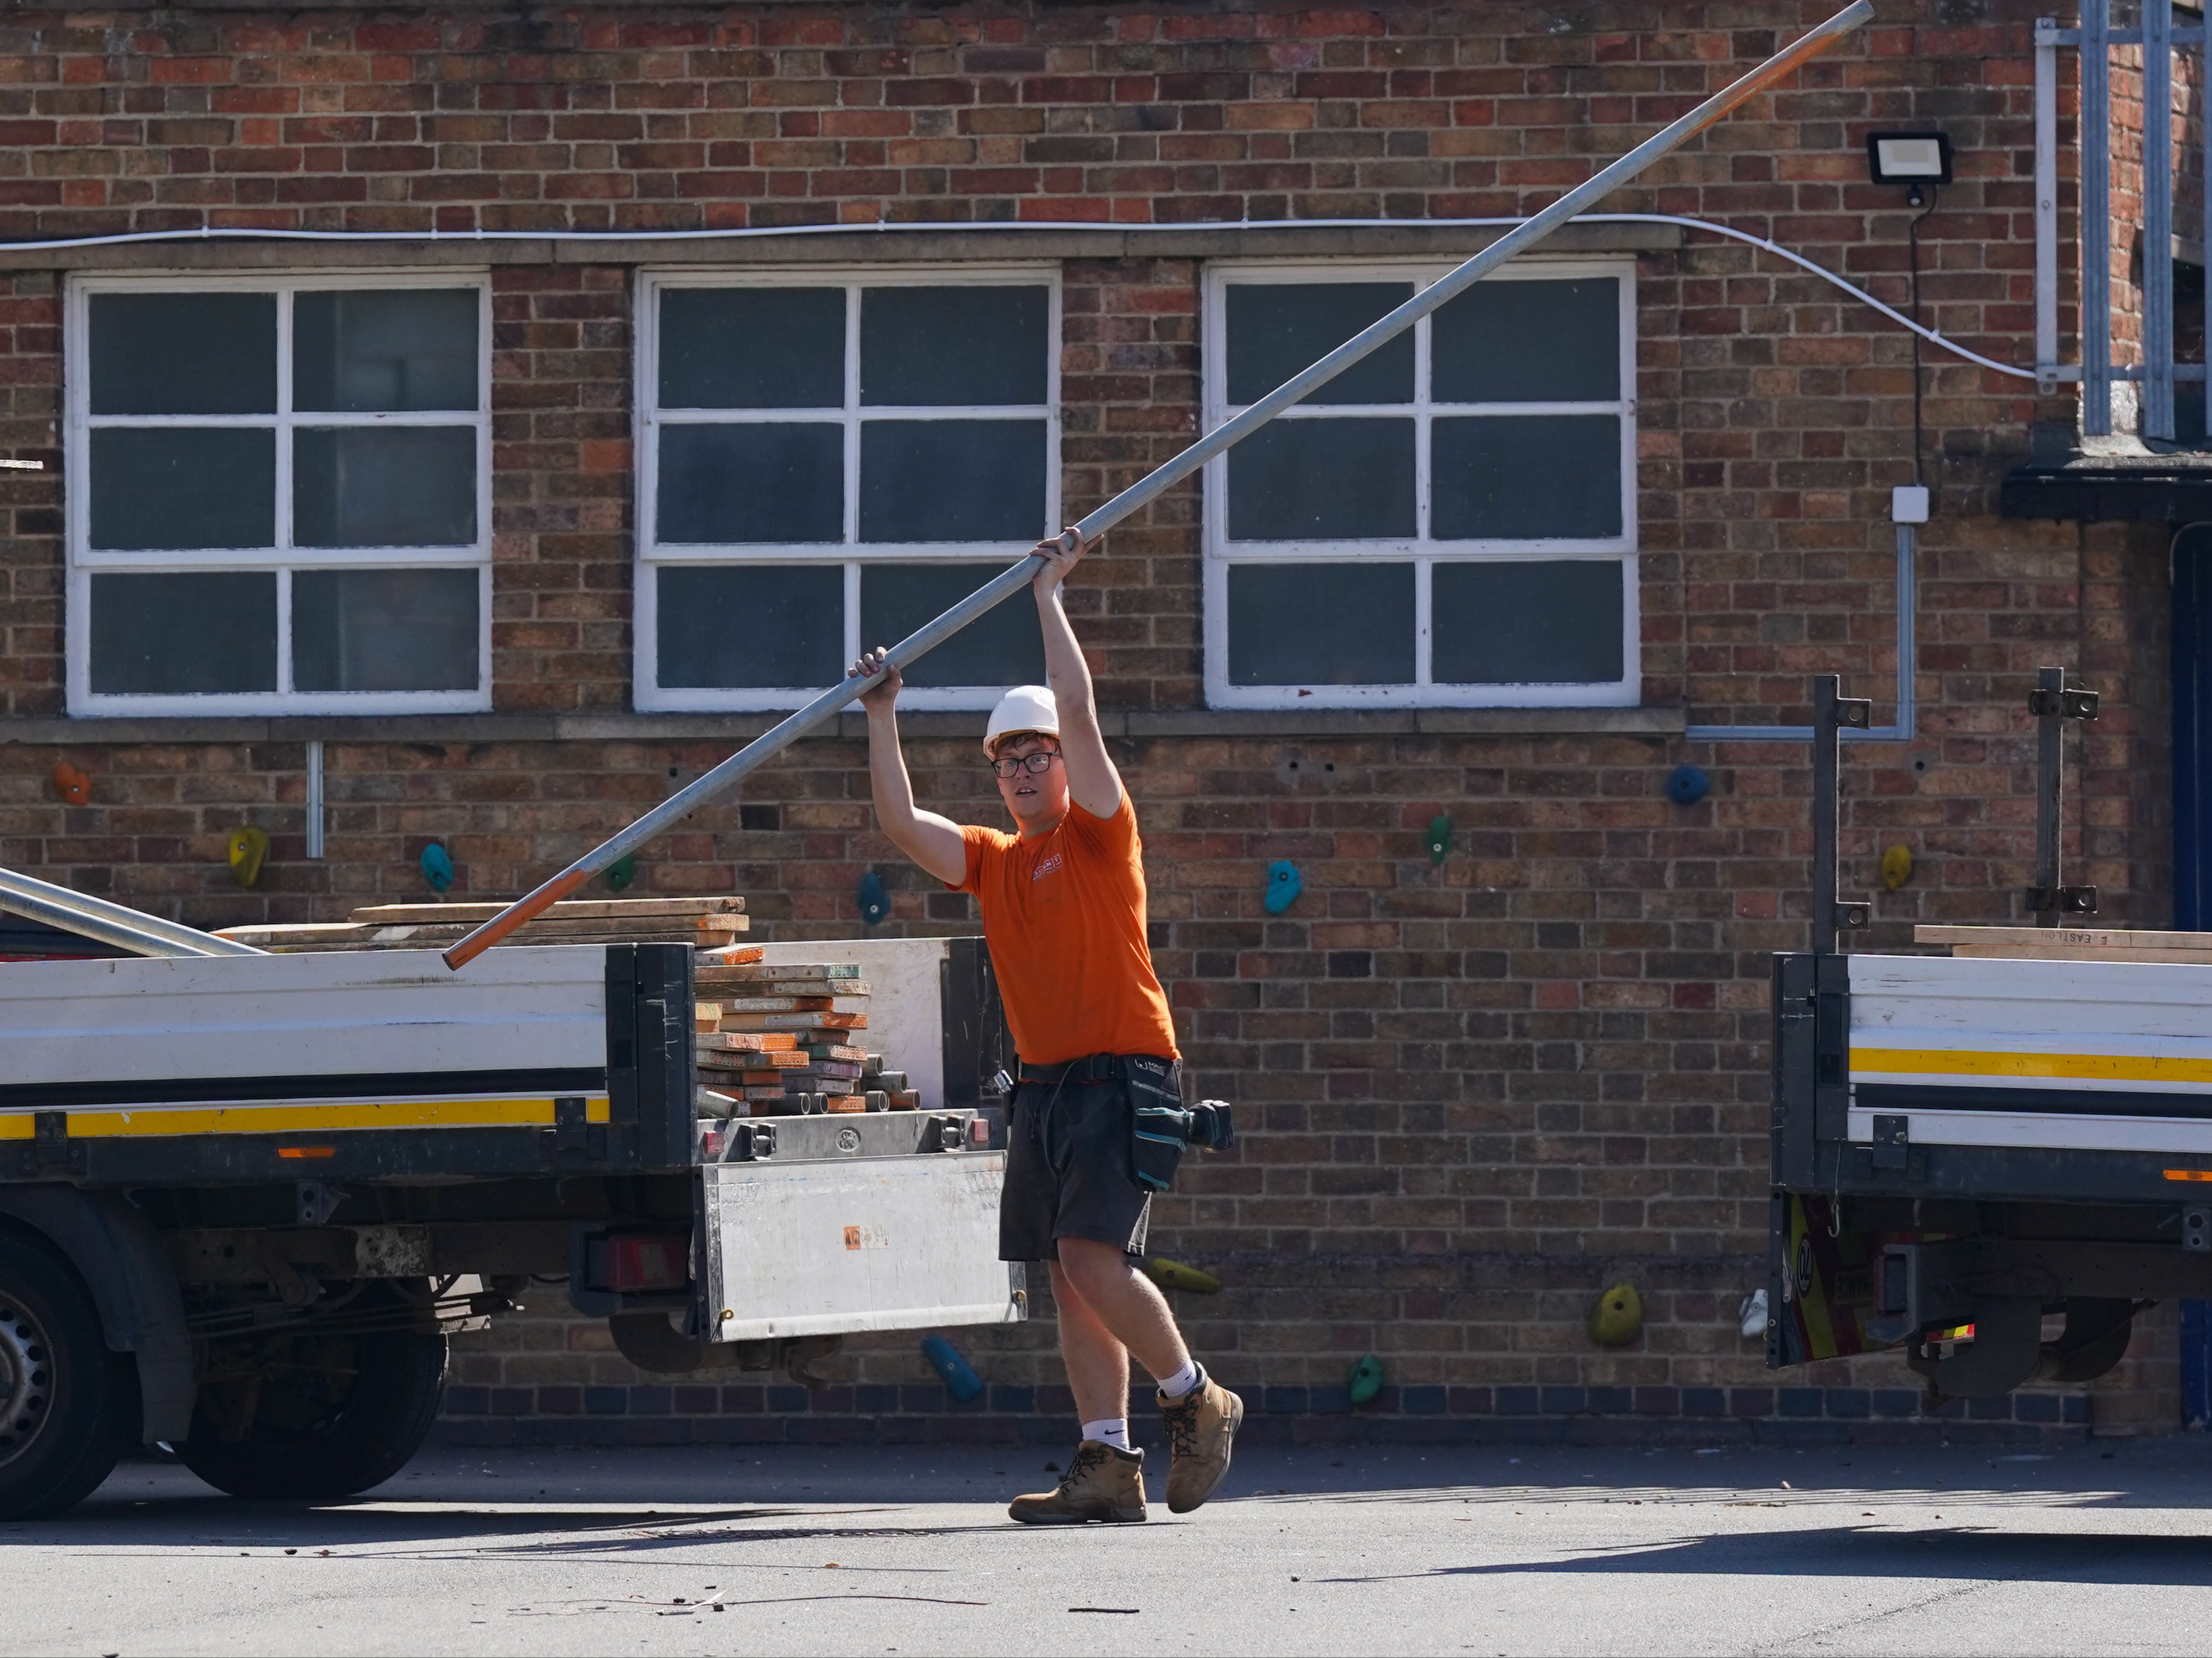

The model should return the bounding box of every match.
[0,946,607,1087]
[1847,953,2212,1154]
[700,1153,1020,1340]
[756,937,951,1109]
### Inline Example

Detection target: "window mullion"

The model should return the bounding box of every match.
[276,287,293,556]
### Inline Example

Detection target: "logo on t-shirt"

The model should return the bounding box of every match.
[1031,851,1063,882]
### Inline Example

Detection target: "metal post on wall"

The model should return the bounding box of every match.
[2082,0,2112,436]
[305,740,324,860]
[2026,664,2100,923]
[1809,676,1873,955]
[2147,0,2175,440]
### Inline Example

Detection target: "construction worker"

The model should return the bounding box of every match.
[849,528,1242,1525]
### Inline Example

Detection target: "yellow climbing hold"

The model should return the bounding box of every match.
[227,826,269,889]
[1142,1257,1223,1296]
[1880,844,1913,891]
[1589,1282,1643,1347]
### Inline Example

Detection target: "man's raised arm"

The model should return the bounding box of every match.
[1033,530,1123,819]
[850,649,969,885]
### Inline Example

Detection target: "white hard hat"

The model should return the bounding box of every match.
[983,685,1060,756]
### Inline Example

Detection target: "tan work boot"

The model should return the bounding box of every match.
[1007,1440,1148,1524]
[1158,1373,1243,1513]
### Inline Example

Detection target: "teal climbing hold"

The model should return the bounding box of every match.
[1425,813,1451,865]
[859,869,889,926]
[1347,1353,1385,1407]
[604,853,637,892]
[419,843,453,893]
[1263,859,1302,915]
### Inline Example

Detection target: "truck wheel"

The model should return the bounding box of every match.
[178,1309,446,1502]
[0,1225,137,1521]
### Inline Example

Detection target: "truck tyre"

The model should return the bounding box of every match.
[178,1307,446,1502]
[0,1225,137,1521]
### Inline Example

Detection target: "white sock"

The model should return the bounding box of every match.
[1082,1417,1131,1451]
[1157,1359,1203,1400]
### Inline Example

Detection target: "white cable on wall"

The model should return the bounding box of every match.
[0,211,2039,379]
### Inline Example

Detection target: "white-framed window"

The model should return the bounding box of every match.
[1202,258,1639,708]
[634,267,1061,712]
[64,272,493,716]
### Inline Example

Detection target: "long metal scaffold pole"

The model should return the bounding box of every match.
[445,0,1873,972]
[0,864,265,958]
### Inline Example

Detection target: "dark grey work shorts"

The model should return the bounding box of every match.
[998,1065,1157,1263]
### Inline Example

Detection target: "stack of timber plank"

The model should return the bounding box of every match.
[692,953,921,1120]
[216,896,748,952]
[1917,924,2212,962]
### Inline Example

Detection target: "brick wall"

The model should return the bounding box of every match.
[0,0,2187,1443]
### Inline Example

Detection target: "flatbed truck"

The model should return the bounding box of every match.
[0,933,1020,1518]
[1770,674,2212,1405]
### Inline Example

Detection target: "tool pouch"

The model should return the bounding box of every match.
[1123,1055,1188,1193]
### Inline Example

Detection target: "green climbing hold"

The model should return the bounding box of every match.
[604,853,637,892]
[1425,813,1451,865]
[1347,1353,1385,1407]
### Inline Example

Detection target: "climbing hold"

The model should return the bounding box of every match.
[1589,1282,1644,1347]
[1262,859,1302,915]
[1425,813,1451,866]
[1880,844,1913,891]
[50,761,89,806]
[920,1333,982,1402]
[603,853,636,892]
[1665,764,1710,806]
[859,869,889,926]
[226,826,268,890]
[1347,1353,1385,1407]
[419,843,454,893]
[1142,1257,1223,1296]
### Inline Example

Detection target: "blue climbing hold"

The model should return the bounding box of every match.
[920,1333,982,1402]
[1263,859,1303,915]
[858,869,889,926]
[419,842,454,893]
[1665,763,1710,807]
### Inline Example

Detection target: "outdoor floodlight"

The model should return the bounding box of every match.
[1867,130,1952,205]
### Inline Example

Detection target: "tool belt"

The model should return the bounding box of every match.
[1015,1054,1230,1194]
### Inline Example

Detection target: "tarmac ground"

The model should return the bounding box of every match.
[12,1436,2212,1655]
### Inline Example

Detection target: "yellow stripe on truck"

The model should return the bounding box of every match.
[0,1095,611,1140]
[1853,1048,2212,1086]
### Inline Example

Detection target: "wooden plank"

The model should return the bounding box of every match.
[716,1010,866,1032]
[350,897,746,923]
[1917,924,2212,952]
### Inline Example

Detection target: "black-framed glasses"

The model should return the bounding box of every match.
[990,750,1062,779]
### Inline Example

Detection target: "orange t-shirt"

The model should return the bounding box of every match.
[952,793,1179,1066]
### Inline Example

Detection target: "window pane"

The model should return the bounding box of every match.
[1431,415,1622,540]
[88,571,277,695]
[292,568,479,693]
[859,563,1047,689]
[89,428,275,551]
[859,419,1045,543]
[1227,562,1413,686]
[1226,418,1415,541]
[294,426,477,548]
[1431,560,1625,685]
[656,564,845,689]
[1432,278,1620,403]
[88,292,276,416]
[293,289,479,413]
[860,286,1049,407]
[656,423,843,545]
[659,288,844,410]
[1225,282,1414,406]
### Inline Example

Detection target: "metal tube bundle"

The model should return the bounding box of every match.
[445,0,1874,972]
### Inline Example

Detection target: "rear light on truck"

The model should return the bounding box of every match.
[587,1233,690,1293]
